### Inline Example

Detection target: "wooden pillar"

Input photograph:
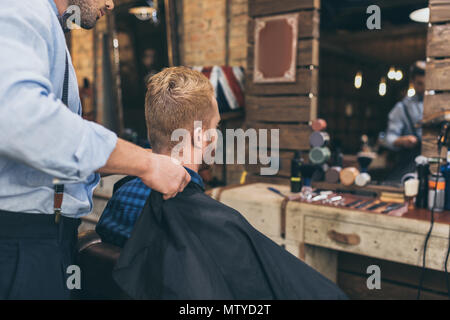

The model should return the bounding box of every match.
[423,0,450,161]
[244,0,320,184]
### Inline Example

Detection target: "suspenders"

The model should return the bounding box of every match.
[401,101,420,140]
[53,54,69,223]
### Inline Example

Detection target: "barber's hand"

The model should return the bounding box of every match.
[395,135,418,149]
[140,153,191,200]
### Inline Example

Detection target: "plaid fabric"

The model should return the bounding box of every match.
[96,178,151,248]
[96,168,204,247]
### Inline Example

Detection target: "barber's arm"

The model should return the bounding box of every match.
[386,103,418,150]
[98,140,190,199]
[0,6,189,199]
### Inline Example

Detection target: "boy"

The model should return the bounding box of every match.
[99,67,346,299]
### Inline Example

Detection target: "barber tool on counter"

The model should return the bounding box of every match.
[354,198,376,209]
[415,156,430,209]
[310,119,350,185]
[290,152,303,193]
[404,178,419,210]
[428,173,446,212]
[441,150,450,210]
[381,203,407,214]
[311,118,327,132]
[340,167,360,186]
[325,144,343,183]
[401,172,418,186]
[329,135,376,187]
[309,147,331,165]
[308,121,331,166]
[412,122,450,212]
[309,132,330,148]
[354,135,376,187]
[325,166,341,184]
[299,163,317,190]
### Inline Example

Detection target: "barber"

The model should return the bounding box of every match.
[0,0,190,299]
[386,61,426,181]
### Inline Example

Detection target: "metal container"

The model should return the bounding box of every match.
[309,147,331,165]
[355,172,371,187]
[311,118,327,132]
[428,174,446,212]
[325,166,341,183]
[340,167,360,186]
[309,131,330,148]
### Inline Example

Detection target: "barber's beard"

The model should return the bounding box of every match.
[68,0,98,29]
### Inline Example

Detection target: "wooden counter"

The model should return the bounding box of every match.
[210,183,450,289]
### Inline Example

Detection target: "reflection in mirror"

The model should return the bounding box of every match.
[319,0,428,185]
[114,0,173,141]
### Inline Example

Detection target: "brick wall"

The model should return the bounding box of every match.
[228,0,248,67]
[180,0,248,68]
[71,0,249,83]
[71,28,95,87]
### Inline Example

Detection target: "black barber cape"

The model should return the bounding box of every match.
[112,182,347,300]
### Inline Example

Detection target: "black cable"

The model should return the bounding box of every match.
[445,227,450,298]
[417,155,441,300]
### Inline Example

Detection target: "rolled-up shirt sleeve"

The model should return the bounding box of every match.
[386,103,405,151]
[0,5,117,182]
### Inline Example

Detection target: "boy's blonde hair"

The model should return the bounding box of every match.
[145,67,215,152]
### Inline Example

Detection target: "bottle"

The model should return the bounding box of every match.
[441,151,450,210]
[428,173,446,212]
[416,160,430,209]
[290,153,303,193]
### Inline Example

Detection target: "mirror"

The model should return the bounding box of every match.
[318,0,428,185]
[112,0,178,141]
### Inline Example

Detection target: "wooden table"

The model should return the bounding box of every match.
[210,183,450,284]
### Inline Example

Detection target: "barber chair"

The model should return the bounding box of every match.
[75,230,128,299]
[75,175,138,299]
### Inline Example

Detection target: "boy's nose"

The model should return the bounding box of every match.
[106,0,115,10]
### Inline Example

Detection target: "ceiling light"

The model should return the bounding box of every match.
[408,83,416,97]
[354,72,363,89]
[379,78,387,96]
[410,8,429,23]
[129,7,157,21]
[388,67,396,80]
[129,1,158,22]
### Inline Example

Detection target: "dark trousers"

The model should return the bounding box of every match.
[0,210,80,300]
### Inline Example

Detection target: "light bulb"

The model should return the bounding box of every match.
[354,71,363,89]
[379,78,387,96]
[388,67,396,80]
[395,70,403,81]
[410,8,429,23]
[408,83,416,97]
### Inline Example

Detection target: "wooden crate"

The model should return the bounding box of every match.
[249,0,320,17]
[430,0,450,23]
[245,0,320,181]
[246,95,318,123]
[424,0,450,158]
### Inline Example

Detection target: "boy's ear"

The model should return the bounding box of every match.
[193,126,203,149]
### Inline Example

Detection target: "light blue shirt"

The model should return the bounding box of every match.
[386,95,423,150]
[0,0,118,217]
